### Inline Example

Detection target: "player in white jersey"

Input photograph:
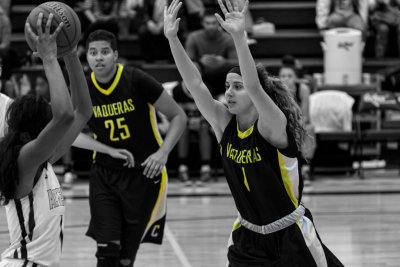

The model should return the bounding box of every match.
[1,163,64,267]
[0,93,12,138]
[0,14,93,267]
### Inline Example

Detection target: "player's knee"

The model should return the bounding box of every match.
[119,258,133,267]
[96,242,120,267]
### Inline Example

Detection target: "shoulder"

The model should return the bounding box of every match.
[299,83,311,96]
[0,93,12,108]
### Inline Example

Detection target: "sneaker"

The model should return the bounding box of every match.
[199,165,212,183]
[178,165,191,186]
[62,171,75,190]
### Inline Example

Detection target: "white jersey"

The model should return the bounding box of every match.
[0,93,12,138]
[1,162,65,267]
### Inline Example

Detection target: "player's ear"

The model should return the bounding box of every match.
[114,50,118,62]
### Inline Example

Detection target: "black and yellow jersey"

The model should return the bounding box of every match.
[87,64,164,170]
[219,116,303,226]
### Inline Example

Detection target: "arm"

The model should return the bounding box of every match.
[216,0,288,147]
[83,0,97,22]
[17,15,74,196]
[73,133,134,167]
[316,0,331,30]
[48,50,93,163]
[0,12,11,49]
[358,0,369,24]
[299,83,311,124]
[164,0,231,140]
[141,91,187,178]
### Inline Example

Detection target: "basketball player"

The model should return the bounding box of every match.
[0,92,12,138]
[0,13,93,267]
[164,0,344,266]
[81,30,186,267]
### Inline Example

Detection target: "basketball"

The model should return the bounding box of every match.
[25,1,81,58]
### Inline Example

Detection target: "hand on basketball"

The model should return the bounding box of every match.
[25,13,64,61]
[108,148,135,168]
[164,0,182,39]
[141,149,168,179]
[215,0,248,37]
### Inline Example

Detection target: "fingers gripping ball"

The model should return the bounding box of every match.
[25,1,81,58]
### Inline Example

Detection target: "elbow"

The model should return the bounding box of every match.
[82,107,93,121]
[176,108,188,130]
[178,108,188,126]
[58,111,75,126]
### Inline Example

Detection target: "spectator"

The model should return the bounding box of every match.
[0,5,18,94]
[182,0,205,31]
[171,80,213,186]
[137,0,178,62]
[370,0,400,57]
[81,0,121,43]
[185,9,238,97]
[0,0,11,16]
[316,0,369,34]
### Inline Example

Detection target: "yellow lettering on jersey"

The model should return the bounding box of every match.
[93,106,102,118]
[246,150,252,163]
[255,147,261,161]
[227,143,232,158]
[101,106,109,117]
[225,142,262,164]
[112,103,119,116]
[242,167,250,191]
[107,105,115,116]
[123,101,131,113]
[127,99,135,111]
[117,102,124,115]
[92,99,136,118]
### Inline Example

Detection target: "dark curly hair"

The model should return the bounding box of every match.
[0,94,52,205]
[256,65,307,155]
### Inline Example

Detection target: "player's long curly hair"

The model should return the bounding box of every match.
[256,64,308,156]
[0,94,52,205]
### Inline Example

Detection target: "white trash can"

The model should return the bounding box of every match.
[322,28,363,85]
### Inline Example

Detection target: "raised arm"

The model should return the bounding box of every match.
[164,0,231,140]
[48,49,93,163]
[215,0,288,147]
[17,14,74,194]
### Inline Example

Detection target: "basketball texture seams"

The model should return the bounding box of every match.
[25,1,81,58]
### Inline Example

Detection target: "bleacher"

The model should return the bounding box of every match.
[7,0,400,177]
[10,0,400,78]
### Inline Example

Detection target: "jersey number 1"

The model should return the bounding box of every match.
[105,117,131,141]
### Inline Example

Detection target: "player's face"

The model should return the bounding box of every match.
[279,67,297,90]
[87,41,118,77]
[224,73,253,114]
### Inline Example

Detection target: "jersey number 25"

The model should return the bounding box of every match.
[104,117,131,141]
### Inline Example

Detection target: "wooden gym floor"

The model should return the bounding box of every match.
[1,170,400,267]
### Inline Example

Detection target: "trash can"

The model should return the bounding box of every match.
[322,28,363,85]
